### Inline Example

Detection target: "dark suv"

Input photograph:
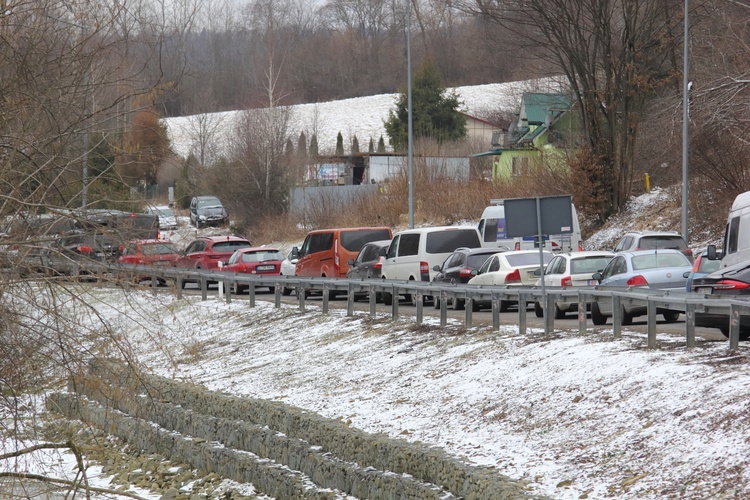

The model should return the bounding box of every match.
[190,195,228,228]
[431,246,508,310]
[613,231,693,262]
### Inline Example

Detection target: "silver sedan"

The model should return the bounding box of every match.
[591,249,693,325]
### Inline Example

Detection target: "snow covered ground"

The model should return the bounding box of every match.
[162,77,565,159]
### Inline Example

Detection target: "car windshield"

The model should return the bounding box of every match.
[505,253,553,267]
[632,253,690,270]
[241,250,283,262]
[467,253,497,269]
[571,256,613,274]
[152,207,174,217]
[638,236,687,251]
[212,241,251,252]
[141,242,178,255]
[197,198,222,209]
[339,229,391,252]
[425,230,481,254]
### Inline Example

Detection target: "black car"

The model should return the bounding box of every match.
[31,231,119,277]
[692,259,750,340]
[347,239,390,300]
[190,195,228,228]
[431,246,508,310]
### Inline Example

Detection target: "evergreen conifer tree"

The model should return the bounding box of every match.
[298,132,307,156]
[384,60,466,151]
[352,135,360,153]
[368,137,374,153]
[377,135,386,153]
[336,132,344,155]
[310,134,319,157]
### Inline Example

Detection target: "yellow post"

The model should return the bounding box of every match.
[644,173,651,192]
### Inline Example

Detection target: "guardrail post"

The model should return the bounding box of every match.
[248,284,255,308]
[346,283,354,317]
[369,285,377,318]
[612,295,622,339]
[491,293,500,332]
[225,280,231,304]
[274,282,281,308]
[97,268,104,288]
[176,278,183,299]
[465,296,473,329]
[416,292,423,325]
[151,275,158,296]
[578,292,587,335]
[298,285,306,312]
[729,304,740,350]
[200,276,208,301]
[544,293,555,334]
[322,285,329,314]
[647,298,657,348]
[391,285,399,320]
[439,291,447,328]
[685,302,696,348]
[518,292,527,335]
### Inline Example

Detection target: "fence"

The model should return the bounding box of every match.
[55,261,750,351]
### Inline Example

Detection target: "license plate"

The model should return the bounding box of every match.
[697,287,712,295]
[153,260,169,266]
[257,265,275,271]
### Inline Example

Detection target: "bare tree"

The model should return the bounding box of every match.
[461,0,684,220]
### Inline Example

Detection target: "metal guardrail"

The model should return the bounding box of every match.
[33,261,750,350]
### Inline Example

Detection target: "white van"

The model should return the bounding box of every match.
[718,191,750,268]
[380,226,482,305]
[477,199,583,252]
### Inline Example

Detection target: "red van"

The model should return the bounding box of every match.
[293,227,392,285]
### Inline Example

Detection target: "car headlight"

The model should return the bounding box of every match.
[198,215,207,221]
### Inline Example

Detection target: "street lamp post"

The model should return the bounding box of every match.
[681,0,689,242]
[406,0,414,229]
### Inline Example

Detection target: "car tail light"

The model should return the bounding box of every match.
[419,261,430,281]
[373,257,384,269]
[550,241,559,248]
[561,276,572,287]
[505,268,521,284]
[682,248,694,260]
[627,275,648,286]
[712,279,750,290]
[514,241,521,251]
[459,268,474,278]
[578,244,584,251]
[77,245,93,254]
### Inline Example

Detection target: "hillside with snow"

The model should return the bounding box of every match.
[162,77,566,160]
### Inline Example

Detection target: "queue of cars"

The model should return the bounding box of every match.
[19,189,750,343]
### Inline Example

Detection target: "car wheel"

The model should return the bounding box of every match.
[591,302,607,326]
[554,303,566,320]
[282,287,292,296]
[472,300,481,312]
[621,308,634,326]
[662,311,680,323]
[433,297,441,309]
[534,302,544,318]
[453,298,465,311]
[499,300,509,313]
[382,291,393,306]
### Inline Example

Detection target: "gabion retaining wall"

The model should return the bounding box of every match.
[50,360,542,500]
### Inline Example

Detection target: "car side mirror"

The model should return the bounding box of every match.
[706,244,717,260]
[347,259,355,266]
[683,271,690,278]
[290,258,298,265]
[532,268,541,277]
[432,265,440,272]
[291,246,300,259]
[592,272,602,281]
[471,269,478,276]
